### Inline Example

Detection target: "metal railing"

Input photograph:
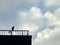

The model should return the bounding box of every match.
[0,30,29,35]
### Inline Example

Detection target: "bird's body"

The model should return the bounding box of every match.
[12,26,14,31]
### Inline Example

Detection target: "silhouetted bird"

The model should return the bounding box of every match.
[12,26,14,31]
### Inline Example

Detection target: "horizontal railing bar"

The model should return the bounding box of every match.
[0,30,29,31]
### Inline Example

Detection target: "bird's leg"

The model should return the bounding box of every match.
[8,30,12,35]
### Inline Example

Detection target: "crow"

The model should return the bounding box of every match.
[12,26,14,31]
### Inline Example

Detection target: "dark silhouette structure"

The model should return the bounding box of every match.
[0,27,32,45]
[0,35,32,45]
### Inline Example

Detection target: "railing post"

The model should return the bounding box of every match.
[22,30,23,35]
[0,30,29,35]
[27,30,29,35]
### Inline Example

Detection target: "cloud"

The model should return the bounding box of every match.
[18,7,43,25]
[17,7,60,45]
[29,7,42,19]
[54,8,60,17]
[18,6,60,38]
[19,7,42,19]
[34,26,60,45]
[44,11,60,25]
[18,7,43,36]
[32,7,60,45]
[44,0,60,7]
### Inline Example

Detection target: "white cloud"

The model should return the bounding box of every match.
[18,7,42,35]
[44,11,60,25]
[18,7,42,24]
[18,6,60,37]
[32,7,60,45]
[34,27,60,45]
[29,7,42,19]
[19,7,42,19]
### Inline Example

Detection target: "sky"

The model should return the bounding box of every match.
[0,0,60,45]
